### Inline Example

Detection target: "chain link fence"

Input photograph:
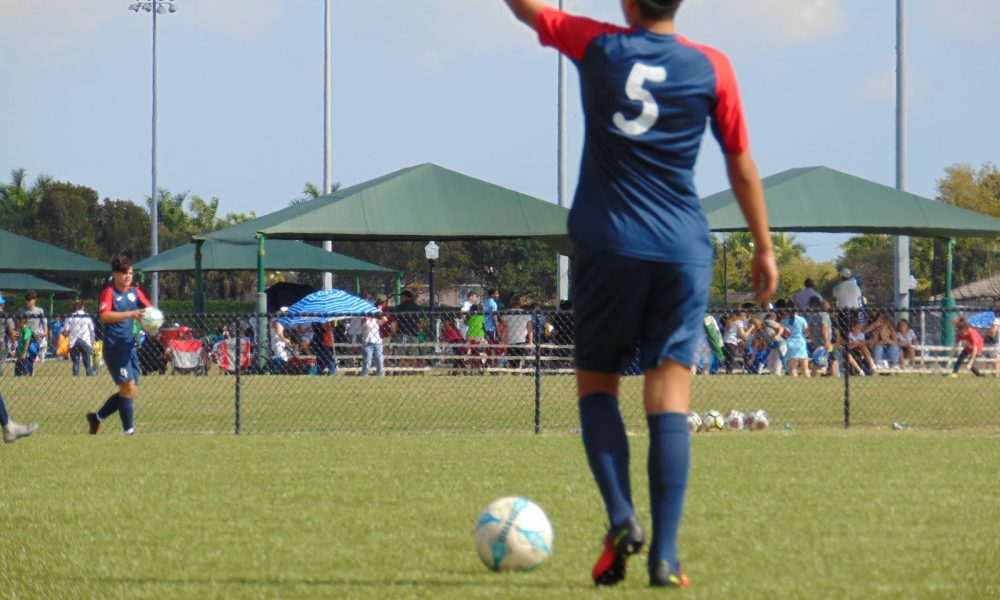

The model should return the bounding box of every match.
[1,306,996,435]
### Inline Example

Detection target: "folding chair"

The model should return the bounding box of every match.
[169,339,207,375]
[213,337,252,374]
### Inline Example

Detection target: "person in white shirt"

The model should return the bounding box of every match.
[361,312,388,376]
[459,291,478,338]
[64,299,96,376]
[832,269,863,309]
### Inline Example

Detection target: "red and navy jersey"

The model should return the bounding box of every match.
[536,8,750,265]
[98,285,151,346]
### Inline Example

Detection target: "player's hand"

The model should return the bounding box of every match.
[133,309,145,319]
[751,246,778,305]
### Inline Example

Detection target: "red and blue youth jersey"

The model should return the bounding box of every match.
[536,8,750,265]
[99,285,151,347]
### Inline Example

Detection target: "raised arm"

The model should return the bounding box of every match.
[726,152,777,305]
[502,0,546,28]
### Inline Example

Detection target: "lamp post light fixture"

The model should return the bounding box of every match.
[128,0,177,306]
[424,241,440,312]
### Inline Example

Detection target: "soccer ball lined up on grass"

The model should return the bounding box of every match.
[725,410,746,431]
[687,412,704,432]
[702,410,725,431]
[139,307,164,334]
[747,409,770,431]
[474,496,553,572]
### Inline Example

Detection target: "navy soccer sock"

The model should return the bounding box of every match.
[647,412,690,572]
[579,392,634,529]
[119,397,135,432]
[97,393,121,421]
[0,392,9,427]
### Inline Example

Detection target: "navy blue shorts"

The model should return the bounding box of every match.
[104,343,141,386]
[572,246,711,373]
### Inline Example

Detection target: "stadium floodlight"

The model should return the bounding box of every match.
[127,0,178,306]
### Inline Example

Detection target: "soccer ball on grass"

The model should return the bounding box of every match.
[474,496,553,572]
[687,412,703,433]
[702,410,725,431]
[725,410,746,431]
[139,306,164,335]
[747,408,770,431]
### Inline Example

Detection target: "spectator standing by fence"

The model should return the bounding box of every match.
[459,291,478,338]
[18,291,47,365]
[501,0,777,589]
[361,312,387,377]
[0,295,14,376]
[790,279,822,312]
[65,299,96,376]
[484,289,501,343]
[14,315,35,376]
[502,296,533,371]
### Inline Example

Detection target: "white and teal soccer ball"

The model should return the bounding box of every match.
[725,410,746,431]
[475,496,553,572]
[139,306,164,335]
[748,409,770,431]
[703,410,725,431]
[687,412,704,433]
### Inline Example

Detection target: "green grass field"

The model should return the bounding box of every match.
[2,429,998,598]
[4,359,1000,435]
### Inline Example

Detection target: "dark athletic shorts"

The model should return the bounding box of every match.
[572,246,710,373]
[104,343,141,386]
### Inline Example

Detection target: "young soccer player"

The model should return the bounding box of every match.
[501,0,777,588]
[86,256,152,435]
[0,391,38,444]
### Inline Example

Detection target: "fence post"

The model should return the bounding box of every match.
[234,318,242,435]
[842,310,850,429]
[533,309,542,435]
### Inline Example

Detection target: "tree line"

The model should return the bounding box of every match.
[2,163,996,308]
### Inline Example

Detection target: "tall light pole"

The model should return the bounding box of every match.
[556,0,570,303]
[322,0,334,291]
[129,0,177,306]
[894,0,910,313]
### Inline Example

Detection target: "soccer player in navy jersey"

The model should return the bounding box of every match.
[502,0,778,588]
[86,256,152,436]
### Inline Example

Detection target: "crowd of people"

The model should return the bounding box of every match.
[696,273,1000,377]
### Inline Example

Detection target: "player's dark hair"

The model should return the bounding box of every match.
[111,255,133,274]
[637,0,682,21]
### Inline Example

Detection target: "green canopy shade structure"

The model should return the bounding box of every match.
[701,166,1000,238]
[134,239,395,312]
[0,273,76,293]
[196,163,571,252]
[701,166,1000,345]
[0,229,107,274]
[134,239,394,275]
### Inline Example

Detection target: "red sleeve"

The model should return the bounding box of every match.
[98,287,114,317]
[680,38,749,155]
[535,6,628,61]
[133,287,153,309]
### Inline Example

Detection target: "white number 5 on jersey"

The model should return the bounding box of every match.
[613,63,667,136]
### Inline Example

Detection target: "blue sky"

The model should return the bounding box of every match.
[2,0,998,262]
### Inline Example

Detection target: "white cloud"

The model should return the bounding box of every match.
[0,0,114,61]
[921,0,1000,47]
